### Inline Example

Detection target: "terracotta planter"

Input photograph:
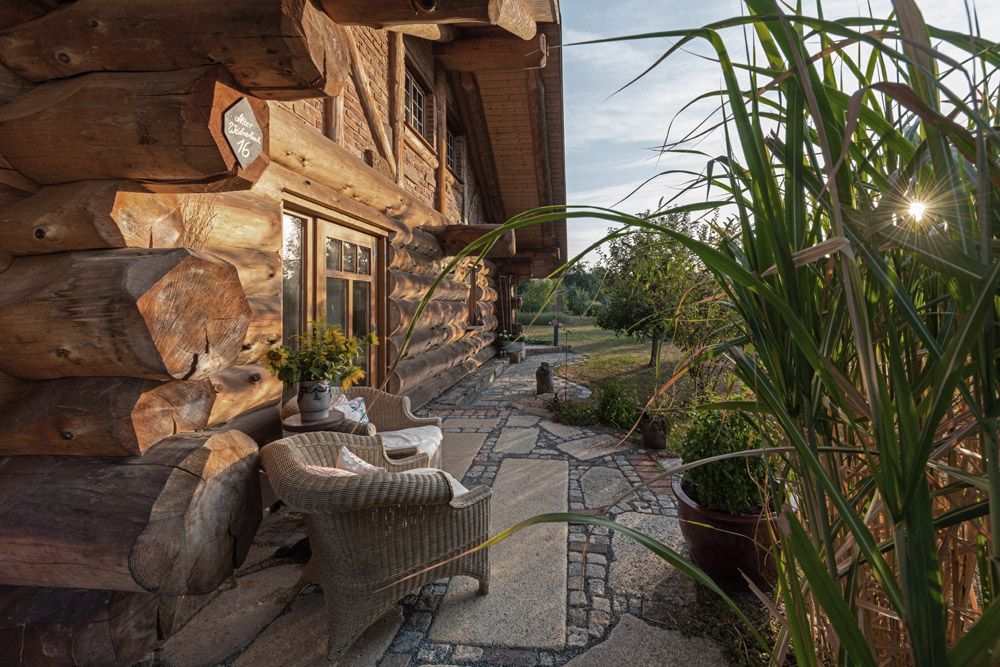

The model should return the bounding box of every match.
[673,476,777,591]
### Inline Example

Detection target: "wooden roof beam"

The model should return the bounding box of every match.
[386,24,457,42]
[422,223,515,258]
[435,33,547,72]
[321,0,536,40]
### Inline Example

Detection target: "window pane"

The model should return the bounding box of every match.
[343,242,356,273]
[358,247,371,275]
[281,214,305,348]
[353,281,371,382]
[326,237,341,271]
[326,277,349,332]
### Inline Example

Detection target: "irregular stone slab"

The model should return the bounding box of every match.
[430,458,568,649]
[494,427,538,455]
[580,466,633,509]
[608,512,696,606]
[506,414,539,427]
[160,564,302,666]
[557,434,623,461]
[442,431,487,481]
[539,420,581,439]
[564,614,724,666]
[443,418,500,431]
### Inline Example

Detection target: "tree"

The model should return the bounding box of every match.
[516,263,605,315]
[595,212,722,366]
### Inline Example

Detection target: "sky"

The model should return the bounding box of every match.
[559,0,1000,261]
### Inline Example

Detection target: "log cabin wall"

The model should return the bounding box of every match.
[0,1,563,661]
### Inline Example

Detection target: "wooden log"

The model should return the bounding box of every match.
[210,404,281,448]
[0,1,62,31]
[435,32,546,71]
[206,364,282,427]
[434,62,448,215]
[387,243,479,278]
[386,23,456,42]
[0,0,350,100]
[389,298,470,336]
[402,342,495,408]
[0,67,269,191]
[198,190,282,252]
[423,223,516,256]
[0,248,251,381]
[388,315,496,361]
[270,104,448,230]
[238,294,281,365]
[321,0,536,39]
[389,31,405,185]
[0,430,261,594]
[0,586,161,667]
[203,245,280,296]
[388,332,494,393]
[0,377,214,456]
[0,369,28,404]
[389,268,470,301]
[477,284,498,301]
[0,152,40,208]
[0,180,182,255]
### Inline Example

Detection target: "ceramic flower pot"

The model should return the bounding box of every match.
[673,475,778,591]
[297,379,333,422]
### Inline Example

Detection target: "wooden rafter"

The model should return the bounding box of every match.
[435,33,547,72]
[385,23,457,42]
[447,71,505,225]
[321,0,536,40]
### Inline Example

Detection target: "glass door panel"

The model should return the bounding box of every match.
[326,277,349,331]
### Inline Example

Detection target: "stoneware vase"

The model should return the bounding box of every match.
[297,379,333,422]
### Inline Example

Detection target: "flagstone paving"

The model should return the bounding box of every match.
[143,351,728,667]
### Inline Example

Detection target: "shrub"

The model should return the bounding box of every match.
[595,379,638,430]
[553,399,598,426]
[677,410,766,515]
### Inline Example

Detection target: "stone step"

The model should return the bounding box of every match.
[428,458,569,649]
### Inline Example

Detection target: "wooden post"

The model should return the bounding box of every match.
[345,28,396,178]
[320,0,536,39]
[0,430,262,594]
[0,0,351,100]
[434,62,448,215]
[0,248,251,381]
[389,31,406,185]
[0,67,269,191]
[435,33,547,71]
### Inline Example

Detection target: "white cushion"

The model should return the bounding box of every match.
[405,468,469,497]
[380,425,443,459]
[333,394,369,424]
[336,446,385,475]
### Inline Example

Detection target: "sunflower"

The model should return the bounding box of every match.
[262,347,288,373]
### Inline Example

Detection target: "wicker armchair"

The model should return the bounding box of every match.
[260,430,491,664]
[281,386,444,466]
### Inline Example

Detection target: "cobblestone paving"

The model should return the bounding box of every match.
[369,352,705,667]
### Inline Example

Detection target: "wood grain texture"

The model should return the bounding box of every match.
[321,0,536,39]
[206,364,282,427]
[389,268,470,301]
[0,66,269,190]
[0,377,214,456]
[202,245,280,296]
[0,430,261,594]
[403,343,496,408]
[422,223,515,256]
[388,315,496,361]
[238,294,281,365]
[0,0,61,31]
[389,297,470,336]
[0,248,251,381]
[0,180,183,255]
[435,32,547,71]
[0,586,161,667]
[0,0,350,99]
[387,331,494,393]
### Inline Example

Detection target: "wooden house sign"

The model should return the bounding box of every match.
[0,0,566,661]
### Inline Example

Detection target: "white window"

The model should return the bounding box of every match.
[404,71,426,137]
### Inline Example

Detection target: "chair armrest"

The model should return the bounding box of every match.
[263,430,426,471]
[451,484,492,508]
[351,387,442,432]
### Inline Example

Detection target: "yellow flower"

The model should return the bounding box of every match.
[262,347,287,372]
[340,366,366,390]
[324,325,346,345]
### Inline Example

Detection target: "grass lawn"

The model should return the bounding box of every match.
[524,319,699,441]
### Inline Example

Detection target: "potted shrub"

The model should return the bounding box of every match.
[261,319,378,422]
[673,409,776,590]
[496,330,524,353]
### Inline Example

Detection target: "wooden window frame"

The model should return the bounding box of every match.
[404,69,428,139]
[281,201,389,388]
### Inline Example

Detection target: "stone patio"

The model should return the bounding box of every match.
[145,351,729,666]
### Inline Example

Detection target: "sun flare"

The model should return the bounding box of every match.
[909,201,927,222]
